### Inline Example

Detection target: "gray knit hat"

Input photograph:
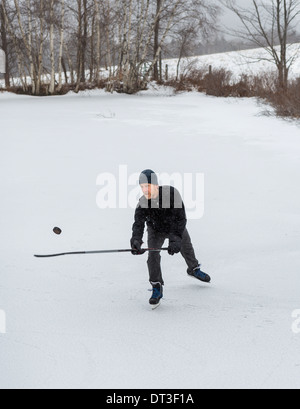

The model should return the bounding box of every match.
[139,169,159,186]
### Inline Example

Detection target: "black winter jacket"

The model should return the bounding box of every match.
[132,186,187,243]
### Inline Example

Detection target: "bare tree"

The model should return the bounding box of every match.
[1,0,220,95]
[36,0,45,95]
[93,0,101,85]
[57,0,65,92]
[49,0,55,94]
[169,0,219,81]
[153,0,162,81]
[222,0,300,91]
[116,0,185,93]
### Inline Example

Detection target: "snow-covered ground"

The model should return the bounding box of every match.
[0,88,300,389]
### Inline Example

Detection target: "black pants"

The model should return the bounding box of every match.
[147,227,199,285]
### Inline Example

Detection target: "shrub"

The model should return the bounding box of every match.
[266,79,300,119]
[165,66,300,119]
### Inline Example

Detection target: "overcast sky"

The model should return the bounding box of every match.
[219,0,252,28]
[219,0,300,35]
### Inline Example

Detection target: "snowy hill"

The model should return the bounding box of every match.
[0,88,300,389]
[165,43,300,80]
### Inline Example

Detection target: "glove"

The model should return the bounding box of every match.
[168,235,182,256]
[131,238,146,256]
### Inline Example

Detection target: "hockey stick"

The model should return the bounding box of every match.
[34,248,169,258]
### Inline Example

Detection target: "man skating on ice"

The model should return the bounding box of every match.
[131,169,211,307]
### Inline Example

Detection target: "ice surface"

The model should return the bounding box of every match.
[0,88,300,389]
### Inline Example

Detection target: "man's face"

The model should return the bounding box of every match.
[140,184,159,200]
